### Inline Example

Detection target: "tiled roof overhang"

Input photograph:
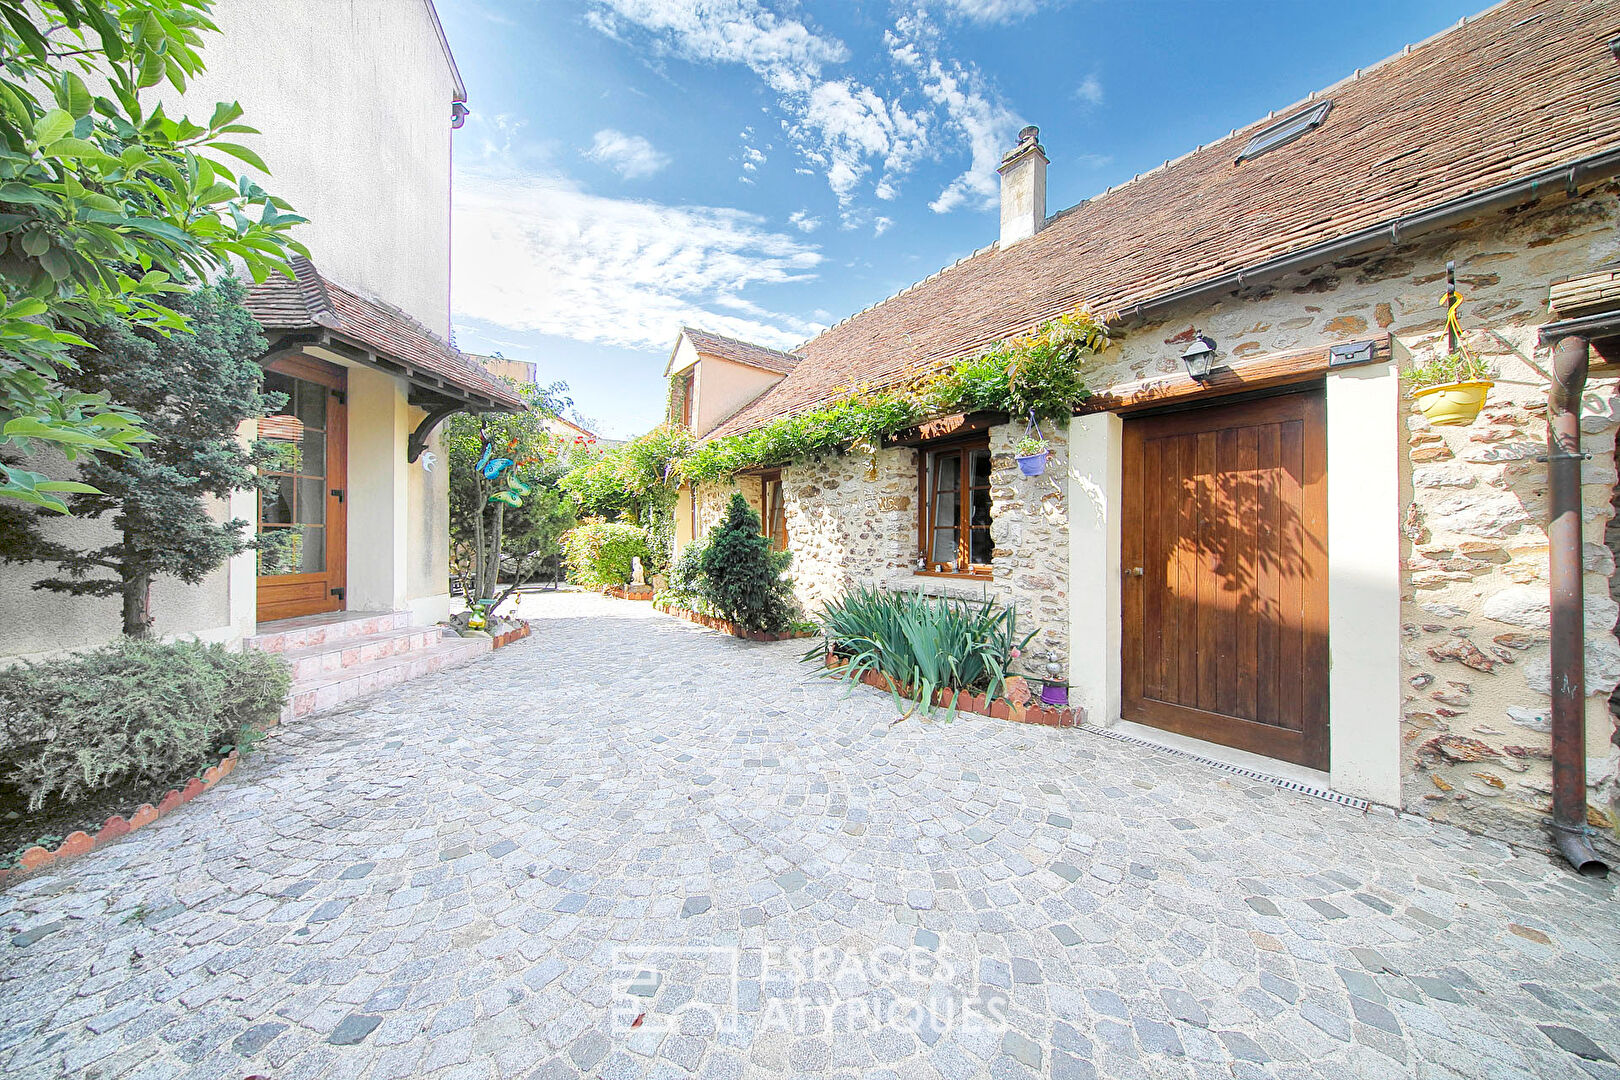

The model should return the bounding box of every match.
[245,256,524,414]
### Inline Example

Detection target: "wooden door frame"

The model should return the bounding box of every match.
[1120,387,1330,771]
[256,355,348,623]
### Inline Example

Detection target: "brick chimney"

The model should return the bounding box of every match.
[997,125,1047,247]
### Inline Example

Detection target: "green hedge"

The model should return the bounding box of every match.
[0,639,290,811]
[561,521,650,587]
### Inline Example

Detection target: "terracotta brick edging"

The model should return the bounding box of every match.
[652,601,817,642]
[603,584,655,601]
[0,750,242,890]
[831,657,1083,729]
[491,621,532,649]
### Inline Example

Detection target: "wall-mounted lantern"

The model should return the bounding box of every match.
[1181,332,1219,382]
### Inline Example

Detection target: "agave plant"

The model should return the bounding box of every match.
[803,586,1034,719]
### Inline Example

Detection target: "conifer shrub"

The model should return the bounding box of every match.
[695,494,797,633]
[0,640,289,811]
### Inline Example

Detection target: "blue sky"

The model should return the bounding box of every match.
[438,0,1483,437]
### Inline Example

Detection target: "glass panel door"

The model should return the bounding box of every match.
[259,371,328,576]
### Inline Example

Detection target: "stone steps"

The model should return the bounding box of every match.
[274,625,446,683]
[247,611,491,722]
[245,610,411,654]
[281,636,490,721]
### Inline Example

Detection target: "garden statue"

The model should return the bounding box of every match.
[631,556,646,586]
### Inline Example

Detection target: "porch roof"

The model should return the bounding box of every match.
[245,256,525,412]
[706,0,1620,441]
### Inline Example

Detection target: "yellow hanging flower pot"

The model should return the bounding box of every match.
[1413,380,1493,426]
[1409,281,1496,426]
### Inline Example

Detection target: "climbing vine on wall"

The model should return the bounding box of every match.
[678,305,1113,484]
[560,306,1113,501]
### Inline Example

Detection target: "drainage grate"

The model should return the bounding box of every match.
[1082,725,1370,811]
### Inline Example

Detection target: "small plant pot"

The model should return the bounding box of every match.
[1015,451,1049,477]
[1039,682,1068,707]
[1413,380,1492,426]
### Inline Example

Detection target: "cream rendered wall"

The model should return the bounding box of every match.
[408,419,451,624]
[186,1,458,628]
[684,354,785,439]
[343,364,411,614]
[172,0,458,336]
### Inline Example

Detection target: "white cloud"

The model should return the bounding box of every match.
[789,77,928,207]
[587,0,848,92]
[788,209,821,232]
[587,2,1026,217]
[1074,73,1103,107]
[939,0,1042,22]
[583,129,671,179]
[886,14,1024,215]
[873,216,894,237]
[453,169,823,352]
[587,0,934,209]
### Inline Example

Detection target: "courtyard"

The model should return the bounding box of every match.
[1,592,1617,1080]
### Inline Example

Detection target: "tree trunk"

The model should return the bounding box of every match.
[482,500,506,602]
[122,567,151,637]
[472,475,486,603]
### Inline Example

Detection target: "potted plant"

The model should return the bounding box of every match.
[1014,435,1050,476]
[1408,350,1496,426]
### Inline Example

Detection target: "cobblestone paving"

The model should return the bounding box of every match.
[3,592,1619,1080]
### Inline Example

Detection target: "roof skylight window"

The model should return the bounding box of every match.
[1234,100,1333,163]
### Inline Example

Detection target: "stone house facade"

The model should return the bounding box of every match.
[666,0,1620,855]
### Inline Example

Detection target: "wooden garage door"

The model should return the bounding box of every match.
[1121,390,1329,770]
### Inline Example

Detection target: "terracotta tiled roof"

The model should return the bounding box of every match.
[676,327,801,376]
[708,0,1620,440]
[245,257,524,409]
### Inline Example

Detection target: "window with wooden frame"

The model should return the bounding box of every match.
[918,440,992,576]
[760,471,787,551]
[669,372,694,428]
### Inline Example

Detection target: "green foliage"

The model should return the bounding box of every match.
[661,534,709,611]
[443,380,573,602]
[0,279,281,636]
[695,493,796,633]
[805,586,1034,719]
[562,424,689,516]
[1407,350,1496,391]
[0,0,309,511]
[0,638,289,811]
[678,306,1110,484]
[679,385,925,484]
[560,520,649,587]
[560,424,690,575]
[1014,435,1048,458]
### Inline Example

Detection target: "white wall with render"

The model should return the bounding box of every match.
[0,1,463,658]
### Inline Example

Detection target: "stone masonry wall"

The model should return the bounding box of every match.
[690,424,1070,683]
[1067,183,1620,848]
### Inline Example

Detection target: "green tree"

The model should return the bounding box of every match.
[697,493,796,633]
[0,278,282,636]
[444,380,573,607]
[559,423,689,573]
[0,0,307,511]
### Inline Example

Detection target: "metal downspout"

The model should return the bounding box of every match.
[1547,333,1609,875]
